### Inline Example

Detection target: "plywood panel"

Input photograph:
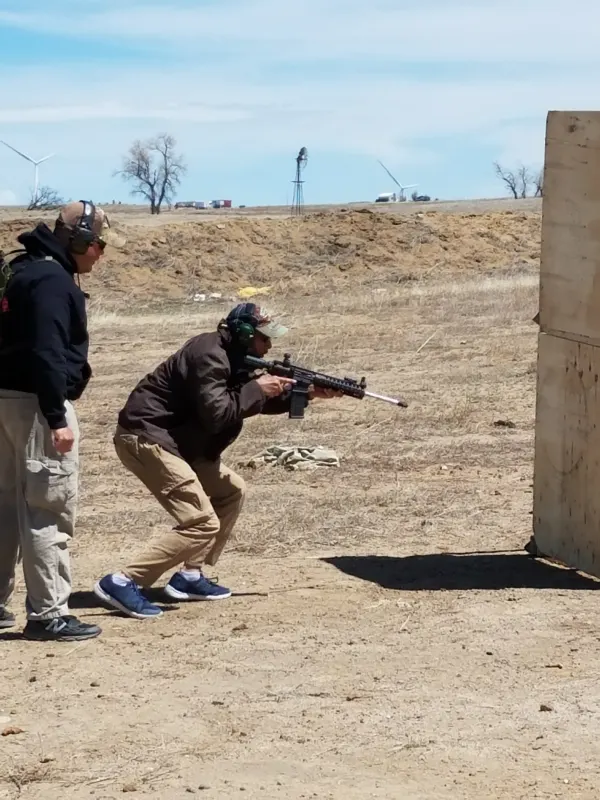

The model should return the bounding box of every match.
[533,332,600,576]
[539,111,600,345]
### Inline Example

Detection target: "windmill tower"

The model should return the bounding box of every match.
[1,140,55,204]
[377,159,417,201]
[291,147,308,216]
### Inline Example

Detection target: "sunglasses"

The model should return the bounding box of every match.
[95,214,112,251]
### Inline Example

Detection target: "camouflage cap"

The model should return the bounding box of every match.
[226,302,288,339]
[56,200,126,248]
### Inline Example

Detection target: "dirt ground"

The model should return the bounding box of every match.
[2,201,598,800]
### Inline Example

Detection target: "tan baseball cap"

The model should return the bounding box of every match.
[56,201,126,248]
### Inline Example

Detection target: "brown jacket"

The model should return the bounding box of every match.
[117,328,291,462]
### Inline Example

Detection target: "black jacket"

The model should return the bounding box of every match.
[0,223,92,429]
[118,329,291,462]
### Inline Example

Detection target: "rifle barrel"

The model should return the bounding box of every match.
[364,389,408,408]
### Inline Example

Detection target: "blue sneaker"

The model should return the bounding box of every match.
[164,571,232,601]
[93,575,163,619]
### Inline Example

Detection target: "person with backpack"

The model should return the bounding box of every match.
[93,302,340,620]
[0,201,117,641]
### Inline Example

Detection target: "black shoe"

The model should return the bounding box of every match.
[23,615,102,642]
[0,607,16,629]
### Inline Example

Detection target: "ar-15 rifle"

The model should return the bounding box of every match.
[245,352,408,420]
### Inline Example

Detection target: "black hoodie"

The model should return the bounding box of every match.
[0,223,92,429]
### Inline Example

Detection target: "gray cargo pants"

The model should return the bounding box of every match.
[0,390,79,621]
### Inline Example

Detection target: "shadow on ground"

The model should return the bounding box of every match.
[68,587,179,611]
[68,587,266,611]
[322,552,600,591]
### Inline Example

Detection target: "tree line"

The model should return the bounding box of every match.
[493,162,543,199]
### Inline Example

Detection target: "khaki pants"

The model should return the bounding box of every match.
[0,390,79,621]
[114,427,246,586]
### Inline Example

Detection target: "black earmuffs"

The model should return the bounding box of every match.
[68,201,98,255]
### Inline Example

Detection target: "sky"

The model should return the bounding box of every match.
[0,0,598,207]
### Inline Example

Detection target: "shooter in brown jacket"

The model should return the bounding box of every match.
[93,302,337,619]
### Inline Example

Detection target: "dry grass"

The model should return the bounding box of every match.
[4,264,600,800]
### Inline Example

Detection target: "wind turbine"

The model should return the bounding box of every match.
[377,159,418,201]
[0,140,55,202]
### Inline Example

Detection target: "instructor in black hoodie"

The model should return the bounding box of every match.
[0,200,114,641]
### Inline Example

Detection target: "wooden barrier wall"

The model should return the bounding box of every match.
[533,110,600,577]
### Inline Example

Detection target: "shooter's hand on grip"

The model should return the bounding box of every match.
[256,374,295,397]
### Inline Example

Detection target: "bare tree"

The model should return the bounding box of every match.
[27,186,64,211]
[517,165,532,198]
[493,162,519,199]
[494,161,541,200]
[116,133,186,214]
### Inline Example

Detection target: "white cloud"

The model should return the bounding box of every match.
[0,190,18,206]
[0,103,250,125]
[1,68,599,160]
[0,0,598,62]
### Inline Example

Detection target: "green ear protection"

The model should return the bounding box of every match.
[230,319,256,345]
[68,201,98,255]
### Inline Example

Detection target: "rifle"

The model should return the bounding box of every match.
[245,352,408,419]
